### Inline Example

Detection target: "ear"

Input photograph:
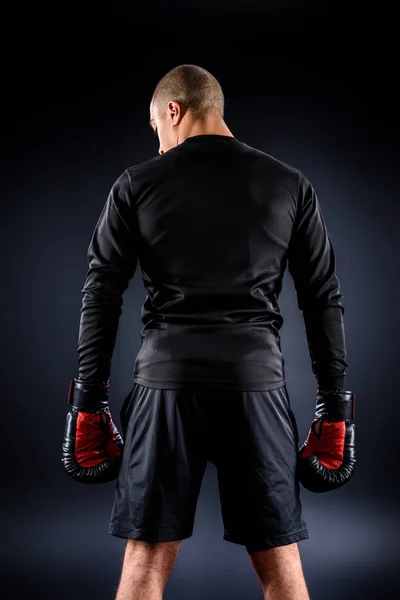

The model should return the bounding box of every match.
[168,100,184,125]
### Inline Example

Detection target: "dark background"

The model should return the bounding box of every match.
[2,1,399,598]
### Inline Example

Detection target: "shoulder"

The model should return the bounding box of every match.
[237,139,303,181]
[124,154,169,191]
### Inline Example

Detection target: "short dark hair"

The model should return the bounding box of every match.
[151,64,224,120]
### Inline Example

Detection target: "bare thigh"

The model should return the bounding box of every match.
[248,542,310,600]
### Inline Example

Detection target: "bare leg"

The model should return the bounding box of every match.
[248,542,310,600]
[115,539,181,600]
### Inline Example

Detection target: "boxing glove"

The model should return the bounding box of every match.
[297,388,356,493]
[62,378,123,484]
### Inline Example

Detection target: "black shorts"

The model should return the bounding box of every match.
[108,383,309,552]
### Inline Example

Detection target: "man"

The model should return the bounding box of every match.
[63,64,355,599]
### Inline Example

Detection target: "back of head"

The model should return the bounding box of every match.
[151,64,225,120]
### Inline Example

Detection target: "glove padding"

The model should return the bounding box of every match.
[62,378,123,484]
[297,388,356,493]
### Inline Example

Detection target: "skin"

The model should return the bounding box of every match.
[149,98,234,155]
[115,539,310,600]
[114,101,312,599]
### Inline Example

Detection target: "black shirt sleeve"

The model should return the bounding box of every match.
[287,173,348,390]
[76,170,138,383]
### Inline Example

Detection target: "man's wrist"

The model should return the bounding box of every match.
[317,376,345,390]
[75,377,109,388]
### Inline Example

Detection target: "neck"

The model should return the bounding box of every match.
[180,114,234,142]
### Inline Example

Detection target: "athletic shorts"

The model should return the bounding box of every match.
[108,383,309,552]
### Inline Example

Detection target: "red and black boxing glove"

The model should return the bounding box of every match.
[297,388,356,493]
[61,378,124,484]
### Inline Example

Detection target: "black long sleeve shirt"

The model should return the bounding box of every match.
[76,134,348,391]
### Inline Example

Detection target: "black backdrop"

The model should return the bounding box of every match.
[2,2,399,598]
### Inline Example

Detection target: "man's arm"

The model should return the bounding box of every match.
[287,173,348,390]
[76,170,137,384]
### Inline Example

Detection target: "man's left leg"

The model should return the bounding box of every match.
[115,539,182,600]
[110,385,209,598]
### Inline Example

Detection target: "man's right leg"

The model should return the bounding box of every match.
[209,386,310,599]
[248,542,310,600]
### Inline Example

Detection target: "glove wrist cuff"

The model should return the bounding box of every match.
[67,378,109,411]
[315,388,356,421]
